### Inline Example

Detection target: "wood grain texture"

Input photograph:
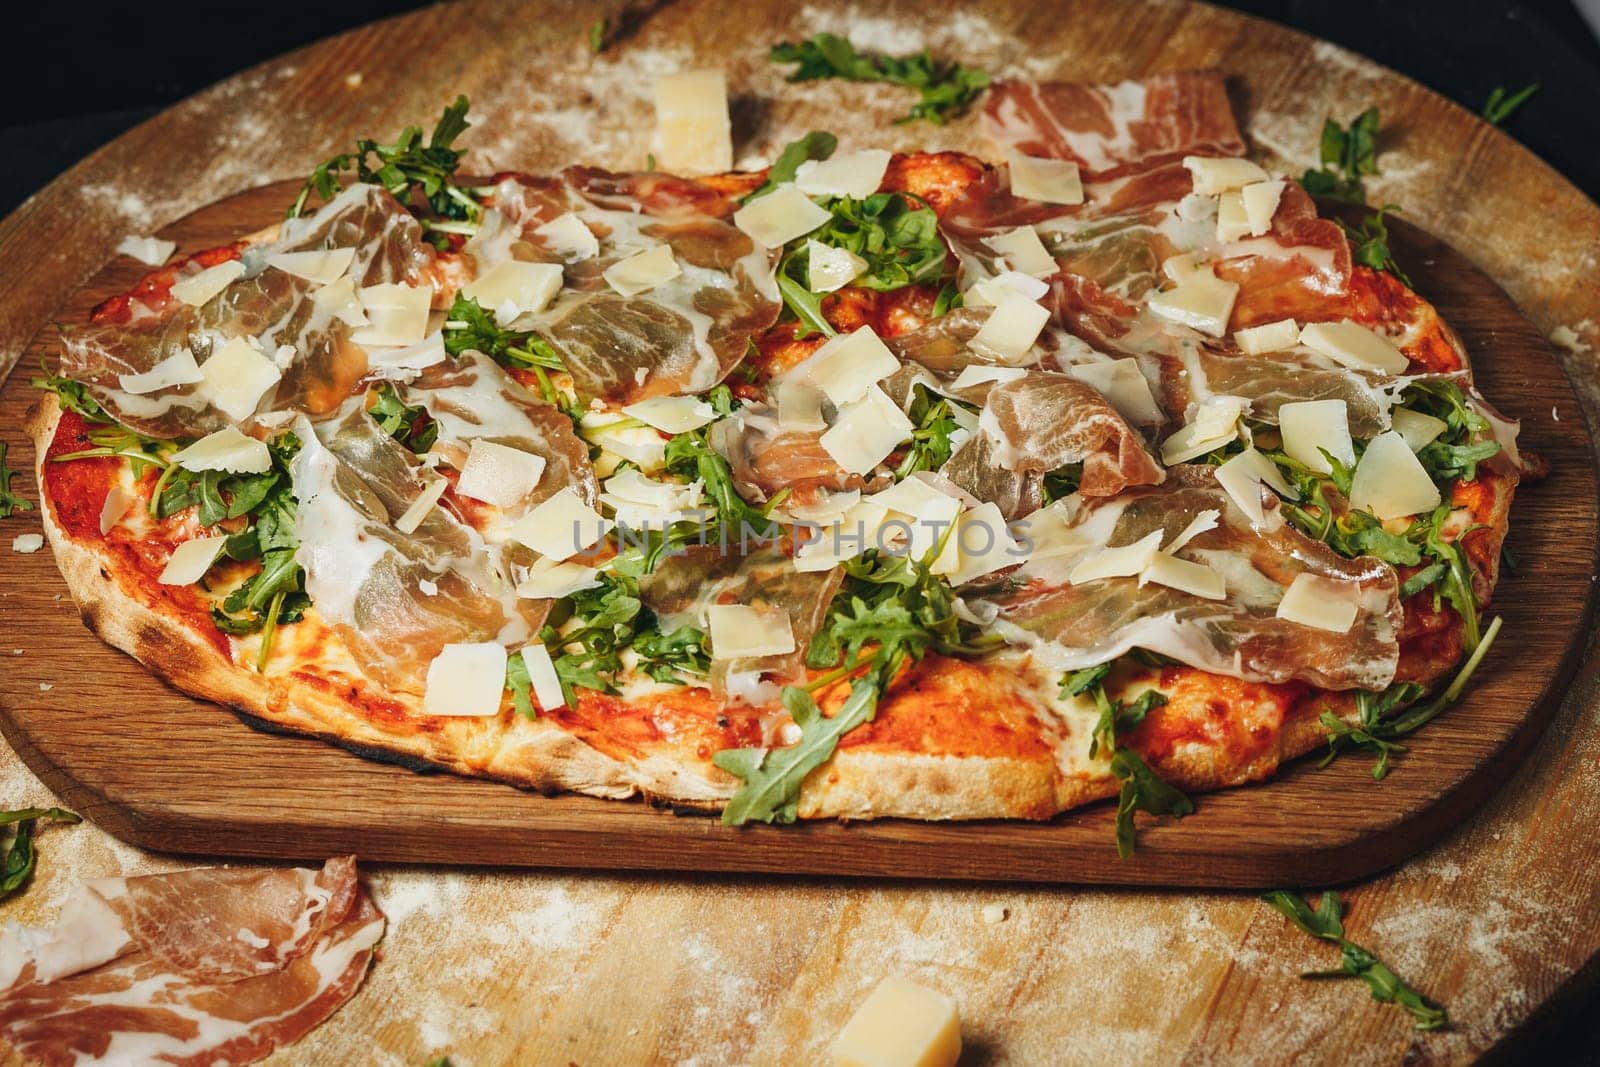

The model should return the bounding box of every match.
[1,182,1592,890]
[0,1,1598,1063]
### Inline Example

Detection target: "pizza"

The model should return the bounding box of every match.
[25,67,1524,852]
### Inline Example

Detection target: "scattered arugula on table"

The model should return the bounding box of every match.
[770,33,989,125]
[1300,106,1380,203]
[1262,890,1449,1031]
[0,807,81,904]
[1482,82,1539,127]
[1337,204,1410,286]
[0,442,33,520]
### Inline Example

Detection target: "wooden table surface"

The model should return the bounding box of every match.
[2,1,1598,1062]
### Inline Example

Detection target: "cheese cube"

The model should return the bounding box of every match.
[463,261,564,322]
[1241,180,1286,236]
[455,440,548,508]
[1182,156,1269,195]
[1276,572,1360,632]
[10,534,43,554]
[708,604,795,659]
[622,395,717,434]
[1147,274,1239,338]
[1279,398,1354,474]
[831,976,961,1067]
[653,70,732,175]
[969,295,1049,363]
[508,487,612,560]
[1348,431,1441,520]
[795,326,900,405]
[819,386,914,475]
[118,348,204,395]
[794,149,892,199]
[1216,191,1252,243]
[1299,321,1409,375]
[1067,359,1163,424]
[808,240,867,293]
[1070,530,1164,584]
[351,283,433,347]
[170,260,244,307]
[422,642,507,717]
[1234,319,1299,355]
[199,336,282,421]
[734,185,832,249]
[984,225,1056,277]
[519,644,566,711]
[1390,407,1447,452]
[158,535,228,586]
[1007,151,1083,205]
[535,213,600,261]
[172,426,272,474]
[603,244,682,297]
[266,247,355,285]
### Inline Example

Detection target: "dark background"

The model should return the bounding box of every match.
[4,0,1598,1058]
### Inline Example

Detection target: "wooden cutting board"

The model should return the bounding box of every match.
[0,183,1592,887]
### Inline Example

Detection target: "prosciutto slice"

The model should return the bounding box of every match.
[709,406,877,505]
[976,372,1164,497]
[61,184,437,439]
[483,169,781,404]
[973,468,1402,690]
[0,857,382,1067]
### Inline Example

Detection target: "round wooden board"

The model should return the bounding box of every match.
[1,1,1599,1062]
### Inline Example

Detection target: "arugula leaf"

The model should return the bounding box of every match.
[0,442,32,519]
[1060,662,1112,698]
[770,33,989,125]
[894,385,963,480]
[1300,106,1380,203]
[369,383,439,453]
[1483,83,1539,127]
[744,131,838,203]
[0,807,80,903]
[1338,204,1410,286]
[1262,890,1449,1031]
[505,651,536,719]
[588,18,607,53]
[32,361,109,422]
[1041,464,1083,506]
[442,293,565,371]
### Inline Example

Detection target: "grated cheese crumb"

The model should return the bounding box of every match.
[11,534,43,554]
[981,904,1009,924]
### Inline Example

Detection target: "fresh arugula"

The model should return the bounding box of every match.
[289,96,480,241]
[0,442,32,520]
[369,382,438,453]
[1262,890,1449,1031]
[0,807,80,903]
[661,387,782,549]
[893,385,963,480]
[743,131,838,203]
[1483,83,1539,127]
[1338,204,1410,286]
[588,18,607,53]
[32,362,109,423]
[505,651,536,718]
[1041,464,1083,506]
[770,33,989,125]
[442,294,564,371]
[1300,106,1380,203]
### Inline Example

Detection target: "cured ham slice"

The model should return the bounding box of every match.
[61,184,438,439]
[709,406,878,504]
[977,372,1164,497]
[483,169,781,404]
[0,857,382,1067]
[974,467,1402,690]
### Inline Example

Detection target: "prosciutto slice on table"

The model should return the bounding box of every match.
[0,857,382,1067]
[972,467,1403,691]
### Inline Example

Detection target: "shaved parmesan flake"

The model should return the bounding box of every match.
[172,427,272,474]
[463,260,564,322]
[867,476,963,562]
[807,240,867,293]
[653,70,733,175]
[116,234,175,266]
[1182,155,1269,194]
[199,336,282,421]
[793,326,899,405]
[422,642,507,717]
[520,644,566,710]
[508,487,611,560]
[1066,359,1163,424]
[365,331,446,378]
[1391,407,1447,451]
[950,365,1029,391]
[733,185,831,249]
[1215,446,1295,526]
[535,213,600,261]
[603,243,681,296]
[266,247,355,285]
[943,502,1024,585]
[117,348,203,395]
[622,395,716,434]
[707,604,795,659]
[775,381,828,431]
[794,148,891,199]
[1147,268,1239,338]
[966,270,1050,307]
[1241,180,1286,236]
[969,295,1049,363]
[984,225,1056,277]
[1165,509,1220,553]
[1070,530,1163,584]
[158,535,227,585]
[312,275,368,327]
[10,534,43,554]
[1299,320,1409,375]
[1279,399,1354,474]
[351,283,433,347]
[1276,572,1360,632]
[99,487,135,534]
[1161,253,1207,284]
[819,386,914,475]
[832,976,961,1067]
[515,559,603,600]
[170,260,244,307]
[1160,395,1247,465]
[1234,319,1299,354]
[580,412,668,471]
[455,441,548,508]
[600,470,704,526]
[793,499,888,572]
[1216,191,1251,243]
[1007,150,1083,205]
[1140,552,1226,600]
[394,477,447,535]
[1349,431,1440,520]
